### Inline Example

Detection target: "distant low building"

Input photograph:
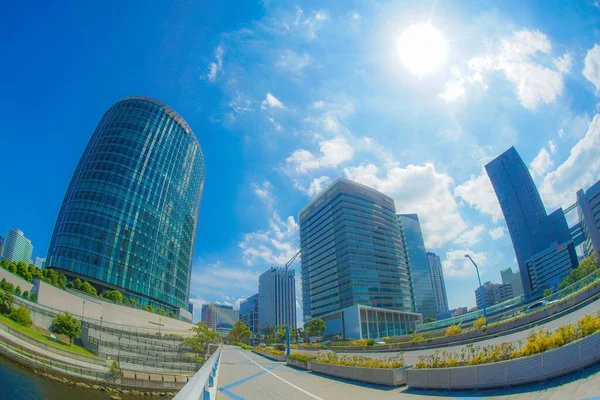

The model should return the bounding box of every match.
[201,303,239,335]
[34,257,46,270]
[500,267,524,298]
[475,282,514,310]
[453,307,468,316]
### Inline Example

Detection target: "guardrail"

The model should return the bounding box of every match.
[173,345,222,400]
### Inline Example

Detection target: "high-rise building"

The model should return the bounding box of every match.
[34,257,46,270]
[258,267,296,330]
[3,229,33,264]
[500,267,524,298]
[427,252,449,315]
[397,214,436,319]
[46,97,205,320]
[201,303,239,334]
[240,293,259,335]
[0,236,4,258]
[485,147,577,297]
[475,282,514,309]
[299,179,420,339]
[576,180,600,259]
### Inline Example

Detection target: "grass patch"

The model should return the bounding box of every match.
[0,313,99,359]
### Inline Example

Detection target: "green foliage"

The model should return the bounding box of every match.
[306,318,326,337]
[74,278,82,290]
[22,290,29,299]
[367,338,375,346]
[1,281,14,294]
[0,291,14,314]
[473,316,487,330]
[261,325,275,344]
[104,289,123,303]
[287,354,315,362]
[14,286,21,296]
[236,342,252,350]
[8,264,17,274]
[315,352,404,368]
[30,293,37,302]
[157,309,166,316]
[129,298,136,307]
[183,321,220,357]
[543,288,553,298]
[228,321,252,344]
[254,346,284,355]
[559,257,599,290]
[168,311,175,318]
[79,281,97,296]
[183,355,205,363]
[53,313,82,345]
[9,306,32,327]
[424,317,436,323]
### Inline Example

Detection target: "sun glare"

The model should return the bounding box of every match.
[397,23,447,76]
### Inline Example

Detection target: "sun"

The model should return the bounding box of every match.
[397,23,447,76]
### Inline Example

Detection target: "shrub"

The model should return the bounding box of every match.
[367,338,375,346]
[412,336,425,342]
[288,354,314,362]
[14,286,21,296]
[236,343,252,350]
[9,306,32,327]
[350,339,368,347]
[129,298,136,307]
[22,290,29,299]
[80,282,97,296]
[30,293,37,302]
[168,311,175,318]
[0,292,14,314]
[254,346,284,355]
[157,309,166,316]
[183,355,204,363]
[315,352,404,368]
[473,317,487,330]
[445,324,462,337]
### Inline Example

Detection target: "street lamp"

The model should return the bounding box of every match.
[81,300,86,325]
[283,250,301,355]
[464,254,487,320]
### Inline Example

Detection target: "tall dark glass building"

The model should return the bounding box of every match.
[47,96,204,318]
[397,214,436,319]
[485,147,577,297]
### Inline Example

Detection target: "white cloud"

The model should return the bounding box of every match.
[261,93,285,109]
[488,226,505,240]
[455,173,503,223]
[229,91,254,114]
[548,140,557,154]
[287,136,354,173]
[558,128,566,139]
[539,114,600,210]
[294,7,328,39]
[276,50,311,75]
[583,44,600,92]
[307,176,331,196]
[344,162,467,248]
[443,30,567,108]
[351,13,361,20]
[206,46,224,83]
[554,52,573,74]
[239,212,299,267]
[443,250,488,278]
[439,79,466,102]
[253,181,275,210]
[530,147,553,177]
[454,225,485,246]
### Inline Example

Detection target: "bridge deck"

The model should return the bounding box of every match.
[216,345,600,400]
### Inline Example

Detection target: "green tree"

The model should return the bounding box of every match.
[543,287,553,298]
[305,318,326,338]
[168,311,175,318]
[53,313,82,345]
[424,317,436,323]
[129,298,136,307]
[73,278,82,290]
[227,321,252,344]
[157,309,166,316]
[261,325,275,344]
[104,290,123,303]
[2,282,14,294]
[9,306,32,327]
[182,321,220,357]
[80,282,97,296]
[30,293,37,302]
[8,263,17,274]
[0,292,14,314]
[22,290,29,298]
[15,286,21,296]
[0,259,9,269]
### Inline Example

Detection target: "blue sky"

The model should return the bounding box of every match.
[1,1,600,323]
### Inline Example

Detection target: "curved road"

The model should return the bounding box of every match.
[297,298,600,364]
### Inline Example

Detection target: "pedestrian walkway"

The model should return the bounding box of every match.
[216,346,600,400]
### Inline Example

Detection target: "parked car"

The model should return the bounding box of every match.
[274,344,286,351]
[374,340,386,345]
[525,300,550,313]
[259,342,266,347]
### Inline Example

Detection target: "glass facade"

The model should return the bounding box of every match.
[3,228,33,264]
[485,147,576,297]
[46,96,204,316]
[299,179,414,324]
[240,293,259,335]
[258,267,297,330]
[577,180,600,259]
[426,252,449,315]
[397,214,436,319]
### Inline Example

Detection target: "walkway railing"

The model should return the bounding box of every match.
[173,345,222,400]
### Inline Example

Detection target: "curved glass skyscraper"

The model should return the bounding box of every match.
[47,96,204,317]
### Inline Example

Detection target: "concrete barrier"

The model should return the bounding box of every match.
[252,349,286,362]
[286,357,311,370]
[310,362,410,386]
[406,330,600,390]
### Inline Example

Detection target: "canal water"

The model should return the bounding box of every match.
[0,354,161,399]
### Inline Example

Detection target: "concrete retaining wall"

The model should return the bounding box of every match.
[0,268,34,293]
[286,357,311,370]
[406,330,600,390]
[310,362,409,386]
[252,349,286,362]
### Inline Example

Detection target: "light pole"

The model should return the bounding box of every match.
[81,300,86,325]
[465,254,487,320]
[284,250,301,353]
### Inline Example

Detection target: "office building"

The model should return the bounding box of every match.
[427,252,449,315]
[397,214,436,319]
[46,97,205,320]
[299,179,420,339]
[258,267,296,330]
[34,257,46,270]
[475,282,514,310]
[500,267,524,298]
[0,236,4,258]
[485,147,577,297]
[201,303,239,335]
[3,229,33,264]
[577,180,600,259]
[240,293,259,335]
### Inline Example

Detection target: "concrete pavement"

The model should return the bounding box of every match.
[216,346,600,400]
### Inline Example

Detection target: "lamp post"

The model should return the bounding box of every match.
[284,250,301,354]
[81,300,86,325]
[464,254,487,320]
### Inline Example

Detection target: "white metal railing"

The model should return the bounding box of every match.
[173,346,222,400]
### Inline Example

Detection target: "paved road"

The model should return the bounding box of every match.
[296,298,600,365]
[216,346,600,400]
